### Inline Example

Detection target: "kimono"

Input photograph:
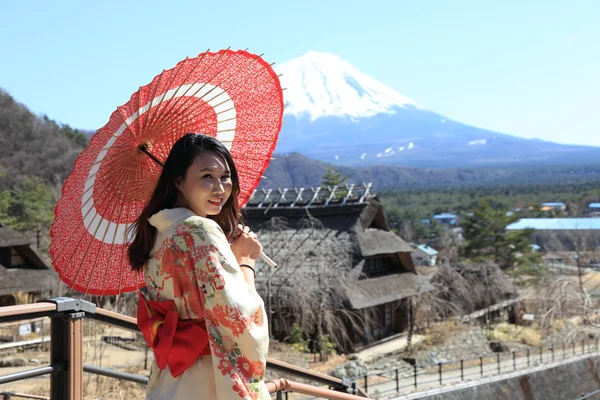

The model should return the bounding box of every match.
[142,207,270,400]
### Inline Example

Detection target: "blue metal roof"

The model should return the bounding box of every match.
[541,202,566,207]
[506,218,600,231]
[590,203,600,209]
[416,244,438,256]
[432,214,457,219]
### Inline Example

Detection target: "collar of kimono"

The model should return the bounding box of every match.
[148,208,197,233]
[137,292,211,377]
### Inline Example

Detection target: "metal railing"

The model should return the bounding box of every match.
[358,340,600,398]
[0,298,369,399]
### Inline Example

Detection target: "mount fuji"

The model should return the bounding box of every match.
[274,52,600,168]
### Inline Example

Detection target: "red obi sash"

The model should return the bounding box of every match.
[137,292,211,377]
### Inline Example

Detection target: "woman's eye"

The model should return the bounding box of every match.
[221,175,231,181]
[202,174,213,179]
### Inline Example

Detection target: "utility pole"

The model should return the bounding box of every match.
[575,255,583,290]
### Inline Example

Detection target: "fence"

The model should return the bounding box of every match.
[0,297,369,400]
[359,340,600,398]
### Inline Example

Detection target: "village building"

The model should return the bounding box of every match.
[242,184,433,352]
[0,221,57,307]
[589,203,600,217]
[506,218,600,252]
[540,202,567,212]
[411,244,438,266]
[432,213,459,225]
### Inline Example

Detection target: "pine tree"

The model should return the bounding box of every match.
[462,199,541,270]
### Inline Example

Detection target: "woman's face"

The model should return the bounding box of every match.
[175,151,233,218]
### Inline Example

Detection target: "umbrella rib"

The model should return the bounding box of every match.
[54,169,132,281]
[139,66,168,140]
[145,48,233,138]
[65,186,125,291]
[54,187,114,282]
[143,55,192,136]
[98,195,129,296]
[82,189,125,296]
[238,170,267,180]
[116,209,134,296]
[142,51,281,147]
[146,49,259,136]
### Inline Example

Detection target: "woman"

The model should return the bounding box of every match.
[128,133,270,399]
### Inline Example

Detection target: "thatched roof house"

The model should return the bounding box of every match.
[243,184,433,351]
[0,221,57,306]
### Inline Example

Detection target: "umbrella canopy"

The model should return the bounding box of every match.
[50,49,284,295]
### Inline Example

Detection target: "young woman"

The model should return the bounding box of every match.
[128,133,270,399]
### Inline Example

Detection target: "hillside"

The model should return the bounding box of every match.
[260,152,600,191]
[0,88,88,190]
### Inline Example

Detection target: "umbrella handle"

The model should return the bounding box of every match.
[260,251,278,269]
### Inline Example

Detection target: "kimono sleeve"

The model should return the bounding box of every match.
[184,217,271,400]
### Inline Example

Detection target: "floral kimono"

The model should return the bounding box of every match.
[143,208,270,400]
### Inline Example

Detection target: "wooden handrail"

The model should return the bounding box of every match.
[267,378,365,399]
[0,300,370,399]
[0,303,57,318]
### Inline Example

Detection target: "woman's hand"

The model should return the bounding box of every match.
[230,224,262,266]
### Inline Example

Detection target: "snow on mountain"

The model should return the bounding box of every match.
[276,51,421,120]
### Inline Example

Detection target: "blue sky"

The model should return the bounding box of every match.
[0,0,598,146]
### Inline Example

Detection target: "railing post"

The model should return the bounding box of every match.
[582,340,585,355]
[480,357,483,377]
[513,352,516,370]
[51,311,84,400]
[395,369,399,393]
[551,347,555,362]
[414,364,418,389]
[42,297,95,400]
[460,360,464,381]
[540,346,543,363]
[563,343,566,360]
[364,375,368,393]
[497,354,501,374]
[596,338,599,352]
[438,363,442,385]
[527,349,530,367]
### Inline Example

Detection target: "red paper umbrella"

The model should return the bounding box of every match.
[50,49,284,295]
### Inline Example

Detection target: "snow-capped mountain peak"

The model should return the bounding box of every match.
[276,51,421,120]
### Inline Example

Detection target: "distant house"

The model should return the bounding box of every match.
[589,203,600,217]
[541,202,566,211]
[411,244,438,266]
[542,253,566,266]
[0,222,57,306]
[432,213,459,225]
[243,184,434,351]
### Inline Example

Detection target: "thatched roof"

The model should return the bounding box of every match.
[0,265,58,296]
[346,270,434,309]
[0,225,30,247]
[430,263,519,317]
[0,222,54,296]
[244,194,430,309]
[245,197,413,257]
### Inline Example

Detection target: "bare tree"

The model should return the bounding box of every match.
[255,216,378,355]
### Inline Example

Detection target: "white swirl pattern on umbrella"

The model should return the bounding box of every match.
[81,83,236,245]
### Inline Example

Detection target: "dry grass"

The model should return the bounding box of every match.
[490,322,542,347]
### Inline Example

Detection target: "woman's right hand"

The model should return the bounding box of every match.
[230,224,262,265]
